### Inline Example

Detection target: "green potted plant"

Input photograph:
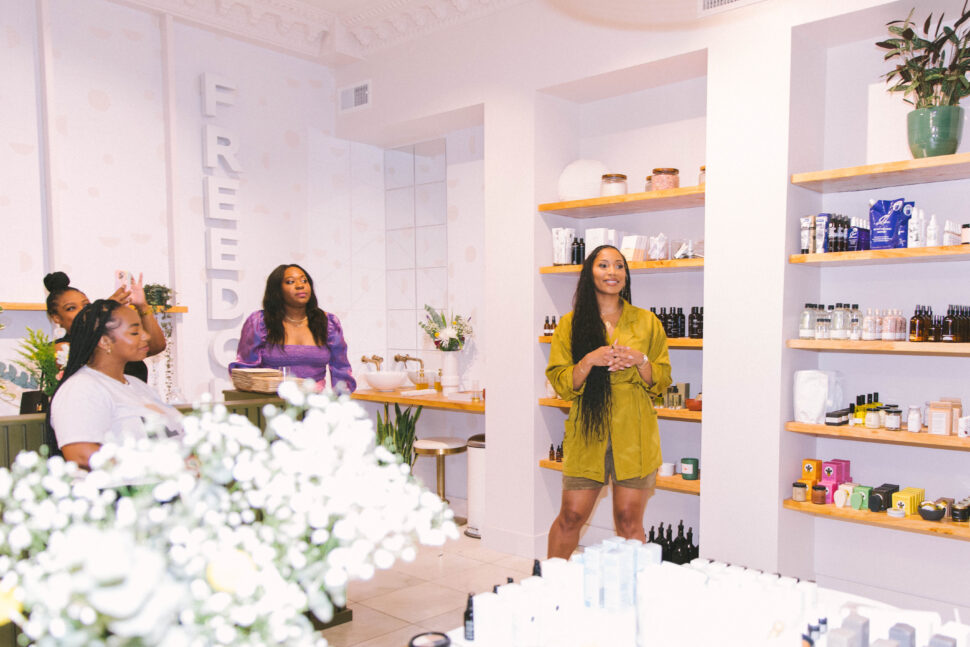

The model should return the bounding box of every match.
[375,403,423,467]
[144,282,178,401]
[878,3,970,157]
[14,328,59,413]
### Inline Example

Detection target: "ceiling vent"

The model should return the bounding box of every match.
[339,81,371,113]
[699,0,766,17]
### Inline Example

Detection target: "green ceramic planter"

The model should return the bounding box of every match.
[907,106,964,158]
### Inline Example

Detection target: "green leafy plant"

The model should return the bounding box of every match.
[143,283,173,311]
[15,328,59,396]
[144,283,178,401]
[877,3,970,108]
[376,403,423,467]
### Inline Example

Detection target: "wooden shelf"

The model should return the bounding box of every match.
[787,339,970,356]
[789,246,970,267]
[786,421,970,451]
[783,499,970,541]
[351,388,485,414]
[538,185,704,218]
[538,398,701,422]
[539,459,700,495]
[538,335,702,348]
[540,258,703,275]
[791,153,970,193]
[0,302,188,313]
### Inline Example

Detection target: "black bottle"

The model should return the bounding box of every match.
[664,526,674,561]
[670,521,688,564]
[677,308,686,338]
[578,238,585,262]
[656,522,665,546]
[463,593,474,641]
[686,527,698,560]
[571,238,580,265]
[688,307,700,339]
[658,307,668,335]
[647,526,656,543]
[532,559,542,577]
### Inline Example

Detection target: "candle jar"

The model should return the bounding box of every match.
[864,408,881,429]
[885,408,902,431]
[600,174,628,196]
[644,175,652,192]
[698,165,706,185]
[792,482,807,502]
[651,168,680,191]
[811,485,827,505]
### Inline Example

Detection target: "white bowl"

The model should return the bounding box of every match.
[362,371,406,391]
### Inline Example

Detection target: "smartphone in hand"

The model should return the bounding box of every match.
[114,270,131,290]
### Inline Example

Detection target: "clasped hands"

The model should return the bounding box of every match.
[585,344,645,372]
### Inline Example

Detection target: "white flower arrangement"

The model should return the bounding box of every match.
[0,380,458,645]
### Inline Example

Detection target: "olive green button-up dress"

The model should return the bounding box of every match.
[545,303,672,482]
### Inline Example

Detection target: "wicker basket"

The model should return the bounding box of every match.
[230,368,283,394]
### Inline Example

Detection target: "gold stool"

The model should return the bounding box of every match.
[413,437,468,526]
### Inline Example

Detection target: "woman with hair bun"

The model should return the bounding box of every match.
[43,271,166,381]
[545,245,671,558]
[230,264,356,392]
[49,299,182,469]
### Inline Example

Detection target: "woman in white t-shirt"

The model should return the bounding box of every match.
[49,299,182,469]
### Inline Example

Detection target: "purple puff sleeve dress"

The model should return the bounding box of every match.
[229,310,357,393]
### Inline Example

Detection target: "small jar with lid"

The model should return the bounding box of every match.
[885,408,902,431]
[644,175,652,192]
[698,165,706,185]
[792,482,807,502]
[963,224,970,245]
[811,485,827,505]
[600,174,628,197]
[651,168,679,191]
[864,407,881,429]
[907,405,922,432]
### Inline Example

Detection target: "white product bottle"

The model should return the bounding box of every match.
[831,303,848,340]
[862,308,876,341]
[927,214,941,247]
[799,303,817,339]
[908,210,923,248]
[881,309,895,341]
[848,304,862,341]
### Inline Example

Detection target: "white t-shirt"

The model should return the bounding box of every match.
[51,366,183,447]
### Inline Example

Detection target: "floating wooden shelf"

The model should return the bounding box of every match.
[0,302,188,313]
[789,246,970,266]
[791,152,970,193]
[540,459,700,495]
[540,258,703,275]
[785,421,970,451]
[538,398,701,422]
[783,499,970,541]
[352,388,484,414]
[787,339,970,356]
[538,185,704,218]
[538,335,702,348]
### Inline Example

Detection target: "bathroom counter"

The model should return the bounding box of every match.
[351,388,485,414]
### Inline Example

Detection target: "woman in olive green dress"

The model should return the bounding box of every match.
[545,245,671,558]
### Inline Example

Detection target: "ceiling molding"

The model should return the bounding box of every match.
[114,0,338,60]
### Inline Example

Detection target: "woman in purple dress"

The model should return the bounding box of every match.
[230,264,356,392]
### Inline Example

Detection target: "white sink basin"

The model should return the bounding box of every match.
[362,371,406,391]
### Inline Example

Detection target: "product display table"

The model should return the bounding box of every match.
[351,388,485,414]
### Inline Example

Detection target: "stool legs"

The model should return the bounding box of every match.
[435,455,448,504]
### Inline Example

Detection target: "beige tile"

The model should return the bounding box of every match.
[418,605,465,634]
[492,554,537,576]
[348,568,427,603]
[440,534,511,564]
[363,581,468,624]
[353,625,426,647]
[319,603,409,647]
[390,547,484,581]
[431,562,526,595]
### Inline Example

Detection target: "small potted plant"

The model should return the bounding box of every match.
[375,402,423,467]
[878,3,970,157]
[14,328,59,413]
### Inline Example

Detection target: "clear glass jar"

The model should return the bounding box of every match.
[644,175,652,192]
[799,303,816,339]
[907,405,922,432]
[698,165,706,185]
[651,168,680,191]
[885,409,902,431]
[601,174,628,197]
[865,408,881,429]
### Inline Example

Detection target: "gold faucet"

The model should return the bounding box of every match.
[360,355,384,371]
[394,353,424,369]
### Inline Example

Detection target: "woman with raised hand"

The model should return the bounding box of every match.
[49,300,182,469]
[230,264,356,392]
[43,271,166,381]
[545,245,672,558]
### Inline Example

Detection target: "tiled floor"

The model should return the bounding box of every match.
[321,533,528,647]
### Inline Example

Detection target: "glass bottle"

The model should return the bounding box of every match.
[910,306,925,342]
[831,302,848,340]
[942,306,957,342]
[862,307,876,341]
[799,303,816,339]
[880,309,894,341]
[677,307,686,338]
[543,316,551,335]
[848,304,862,341]
[815,306,831,340]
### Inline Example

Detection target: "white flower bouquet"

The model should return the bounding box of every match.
[0,381,458,645]
[418,305,473,352]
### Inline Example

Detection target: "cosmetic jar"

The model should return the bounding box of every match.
[885,409,902,431]
[864,408,881,429]
[963,223,970,245]
[887,508,906,518]
[644,175,652,192]
[698,165,706,185]
[659,462,675,477]
[793,482,807,502]
[907,405,922,432]
[409,632,451,647]
[651,168,680,191]
[600,174,628,197]
[811,485,827,505]
[952,504,969,522]
[680,457,699,480]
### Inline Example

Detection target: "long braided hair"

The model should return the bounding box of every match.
[262,264,330,350]
[45,300,124,454]
[571,245,633,444]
